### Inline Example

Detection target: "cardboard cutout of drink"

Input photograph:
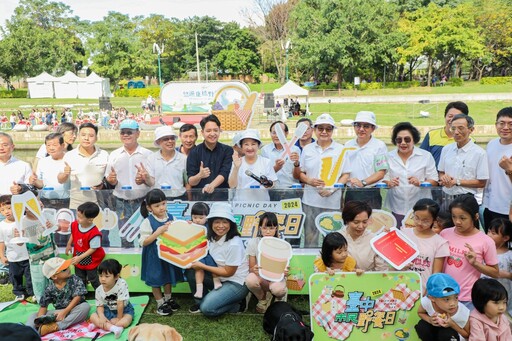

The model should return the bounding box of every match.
[156,220,208,268]
[257,237,293,282]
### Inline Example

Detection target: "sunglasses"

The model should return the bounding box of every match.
[159,136,176,142]
[353,123,373,130]
[395,136,412,144]
[316,126,334,133]
[120,129,135,135]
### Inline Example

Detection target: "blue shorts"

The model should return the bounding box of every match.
[102,302,135,320]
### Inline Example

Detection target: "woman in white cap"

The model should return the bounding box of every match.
[186,202,249,316]
[140,126,189,200]
[228,129,278,201]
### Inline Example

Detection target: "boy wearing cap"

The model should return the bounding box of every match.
[345,111,388,209]
[415,273,470,340]
[26,257,90,337]
[141,126,189,200]
[105,119,152,247]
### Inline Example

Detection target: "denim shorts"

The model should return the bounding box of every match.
[103,302,135,319]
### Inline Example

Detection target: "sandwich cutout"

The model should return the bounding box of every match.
[156,220,208,268]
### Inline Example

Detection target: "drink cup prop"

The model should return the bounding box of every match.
[257,237,293,282]
[56,209,74,235]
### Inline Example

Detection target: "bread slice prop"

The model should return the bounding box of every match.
[156,220,208,268]
[257,237,293,282]
[366,209,397,234]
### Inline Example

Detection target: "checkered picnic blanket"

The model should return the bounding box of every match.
[374,283,420,311]
[42,321,110,341]
[312,288,354,340]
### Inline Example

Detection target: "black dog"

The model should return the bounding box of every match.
[263,301,314,341]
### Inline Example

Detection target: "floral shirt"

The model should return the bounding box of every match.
[39,274,87,309]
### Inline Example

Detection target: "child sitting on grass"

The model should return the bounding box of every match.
[26,257,90,336]
[88,259,133,339]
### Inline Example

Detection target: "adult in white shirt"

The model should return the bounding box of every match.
[35,122,77,163]
[345,111,388,209]
[297,114,351,247]
[483,107,512,231]
[105,119,152,248]
[142,126,189,200]
[260,121,300,200]
[187,203,249,316]
[228,129,278,201]
[59,123,109,210]
[383,122,438,226]
[0,132,32,196]
[439,114,488,205]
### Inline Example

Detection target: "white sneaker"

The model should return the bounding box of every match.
[15,294,25,302]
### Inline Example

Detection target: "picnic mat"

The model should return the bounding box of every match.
[0,295,149,340]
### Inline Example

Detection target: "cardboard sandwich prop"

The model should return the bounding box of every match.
[156,220,208,268]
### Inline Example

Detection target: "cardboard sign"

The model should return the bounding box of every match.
[156,220,208,269]
[11,191,50,243]
[370,228,419,270]
[309,272,421,340]
[257,237,292,282]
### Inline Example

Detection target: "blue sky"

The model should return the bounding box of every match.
[0,0,260,27]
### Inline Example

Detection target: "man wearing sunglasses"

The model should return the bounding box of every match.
[297,113,351,247]
[105,119,152,247]
[344,111,388,209]
[439,114,488,205]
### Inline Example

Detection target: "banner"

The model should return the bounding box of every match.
[309,272,421,340]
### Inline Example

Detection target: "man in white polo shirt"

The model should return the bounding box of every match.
[0,132,32,196]
[142,126,189,200]
[105,119,152,247]
[345,111,388,209]
[297,114,351,247]
[439,114,488,207]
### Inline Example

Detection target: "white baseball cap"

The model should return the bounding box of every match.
[154,126,178,147]
[354,111,378,128]
[42,257,72,279]
[313,113,337,128]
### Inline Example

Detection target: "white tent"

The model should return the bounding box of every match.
[54,71,80,98]
[273,80,310,113]
[27,72,58,98]
[77,72,112,99]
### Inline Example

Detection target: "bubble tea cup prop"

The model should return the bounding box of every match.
[257,237,293,282]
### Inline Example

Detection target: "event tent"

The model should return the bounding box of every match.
[27,71,112,99]
[273,80,310,113]
[27,72,58,99]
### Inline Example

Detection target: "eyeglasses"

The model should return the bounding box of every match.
[316,126,334,133]
[261,226,278,230]
[353,123,373,130]
[159,136,176,142]
[413,215,433,226]
[395,136,412,144]
[449,126,468,132]
[120,129,135,135]
[496,121,512,129]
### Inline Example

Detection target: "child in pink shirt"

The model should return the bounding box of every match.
[440,195,499,309]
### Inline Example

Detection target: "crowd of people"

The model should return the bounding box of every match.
[0,101,512,339]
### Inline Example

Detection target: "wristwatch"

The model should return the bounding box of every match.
[294,161,300,167]
[361,180,368,187]
[456,179,461,186]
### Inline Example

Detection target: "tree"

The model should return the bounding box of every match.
[85,12,155,86]
[0,0,85,80]
[290,0,401,87]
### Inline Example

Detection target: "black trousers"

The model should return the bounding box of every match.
[75,267,100,290]
[415,319,460,341]
[9,259,33,296]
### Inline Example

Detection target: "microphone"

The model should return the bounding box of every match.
[245,170,273,188]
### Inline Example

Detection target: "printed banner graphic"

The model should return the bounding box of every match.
[309,272,421,340]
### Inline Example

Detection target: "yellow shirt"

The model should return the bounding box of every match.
[314,255,356,273]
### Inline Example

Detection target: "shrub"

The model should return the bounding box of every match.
[480,77,512,85]
[115,88,161,98]
[0,89,28,98]
[359,82,382,90]
[448,77,464,86]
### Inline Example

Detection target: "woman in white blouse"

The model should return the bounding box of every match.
[188,202,249,316]
[383,122,438,226]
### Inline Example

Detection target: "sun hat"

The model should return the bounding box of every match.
[237,129,262,147]
[354,111,378,128]
[232,132,243,147]
[154,126,178,147]
[207,202,236,224]
[426,273,460,298]
[42,257,73,279]
[313,113,336,128]
[119,119,139,130]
